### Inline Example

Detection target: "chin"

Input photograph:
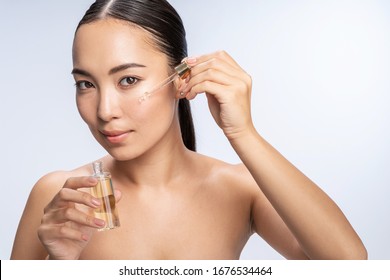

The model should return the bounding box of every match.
[106,148,142,162]
[92,134,141,161]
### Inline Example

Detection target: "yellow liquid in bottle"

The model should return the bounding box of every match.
[91,177,120,231]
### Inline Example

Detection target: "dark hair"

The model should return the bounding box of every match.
[76,0,196,151]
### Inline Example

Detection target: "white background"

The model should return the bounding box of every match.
[1,0,389,260]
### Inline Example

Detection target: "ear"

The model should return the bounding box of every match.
[173,76,188,100]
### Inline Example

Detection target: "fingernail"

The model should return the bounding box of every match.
[94,218,105,227]
[186,57,197,65]
[88,177,97,184]
[91,198,101,207]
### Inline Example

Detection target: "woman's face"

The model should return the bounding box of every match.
[72,19,180,161]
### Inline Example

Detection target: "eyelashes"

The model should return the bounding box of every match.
[75,80,94,90]
[119,76,139,87]
[74,76,141,91]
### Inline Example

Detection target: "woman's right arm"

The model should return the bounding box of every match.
[10,172,105,260]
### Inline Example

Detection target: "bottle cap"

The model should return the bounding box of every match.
[174,61,191,79]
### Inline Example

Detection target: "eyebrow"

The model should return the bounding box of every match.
[71,63,146,76]
[108,63,146,75]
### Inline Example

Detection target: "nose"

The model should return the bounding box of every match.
[97,87,122,122]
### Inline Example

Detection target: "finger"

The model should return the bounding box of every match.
[41,207,105,229]
[184,66,246,101]
[63,176,98,190]
[186,50,242,70]
[61,208,105,228]
[183,67,239,96]
[38,223,90,242]
[186,81,228,101]
[48,187,101,210]
[188,56,242,83]
[183,56,249,98]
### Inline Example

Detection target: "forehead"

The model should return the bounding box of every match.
[72,18,166,68]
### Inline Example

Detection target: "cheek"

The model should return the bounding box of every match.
[130,91,178,134]
[133,96,176,125]
[76,96,95,125]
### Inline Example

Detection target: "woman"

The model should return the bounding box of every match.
[11,0,366,260]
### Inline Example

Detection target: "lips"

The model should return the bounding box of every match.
[100,129,132,144]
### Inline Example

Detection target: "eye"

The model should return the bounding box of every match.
[75,81,95,90]
[119,76,139,87]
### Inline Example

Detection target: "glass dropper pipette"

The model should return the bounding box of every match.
[139,61,191,102]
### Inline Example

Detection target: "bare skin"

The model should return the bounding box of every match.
[11,19,367,260]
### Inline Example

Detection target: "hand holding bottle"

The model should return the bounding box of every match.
[37,176,120,260]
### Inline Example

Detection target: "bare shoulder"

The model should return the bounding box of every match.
[31,164,92,200]
[194,153,261,200]
[21,162,94,226]
[205,154,256,183]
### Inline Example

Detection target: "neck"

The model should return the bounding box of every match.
[107,131,193,189]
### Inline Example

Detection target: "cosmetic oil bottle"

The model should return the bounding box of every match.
[91,161,120,231]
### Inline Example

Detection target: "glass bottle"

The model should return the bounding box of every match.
[91,161,120,231]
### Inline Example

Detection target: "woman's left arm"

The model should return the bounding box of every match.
[183,51,367,259]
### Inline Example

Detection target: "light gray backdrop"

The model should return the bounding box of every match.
[1,0,389,259]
